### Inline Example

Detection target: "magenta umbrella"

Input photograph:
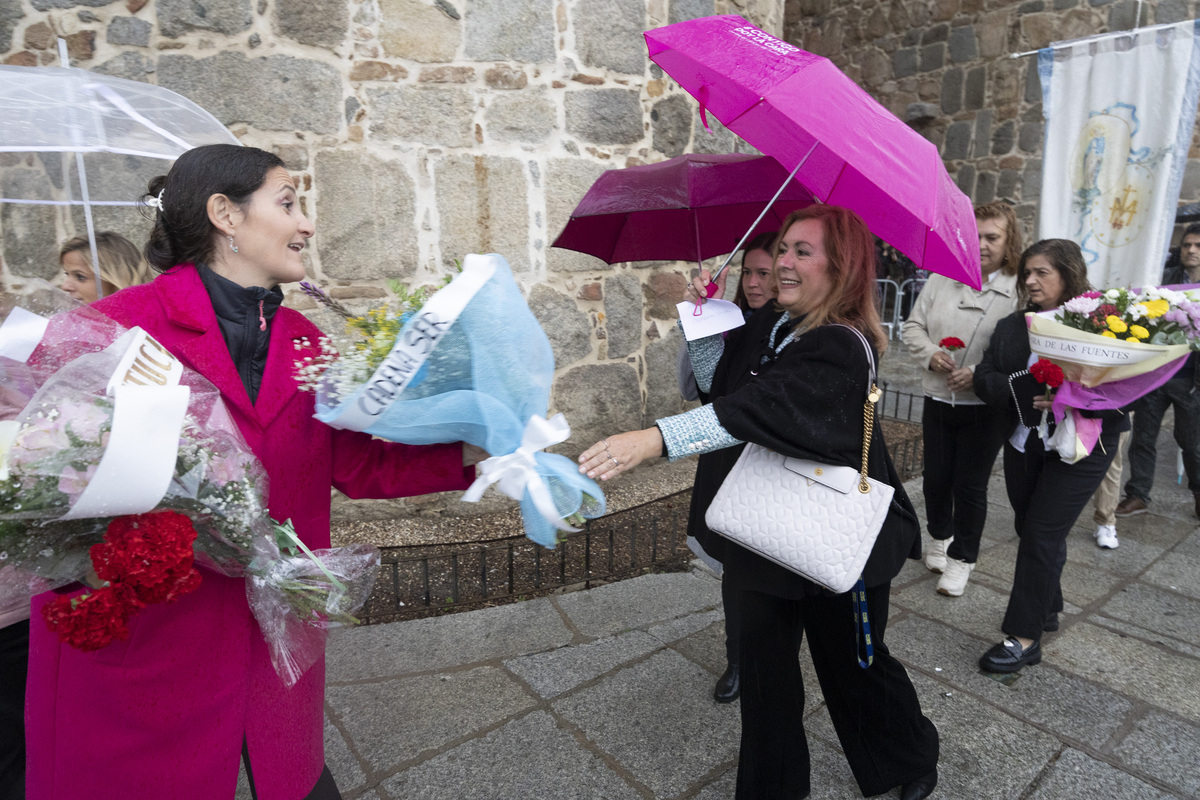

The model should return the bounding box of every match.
[552,153,815,265]
[644,16,981,290]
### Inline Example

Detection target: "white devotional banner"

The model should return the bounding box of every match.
[1038,20,1200,290]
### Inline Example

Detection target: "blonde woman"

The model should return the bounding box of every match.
[59,231,155,303]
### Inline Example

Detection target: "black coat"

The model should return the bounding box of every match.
[973,310,1129,433]
[685,309,920,598]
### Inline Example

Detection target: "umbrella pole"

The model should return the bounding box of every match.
[58,38,104,300]
[709,153,808,284]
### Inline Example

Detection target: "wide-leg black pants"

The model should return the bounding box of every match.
[735,584,939,799]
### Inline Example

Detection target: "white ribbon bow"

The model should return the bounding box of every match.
[462,413,579,533]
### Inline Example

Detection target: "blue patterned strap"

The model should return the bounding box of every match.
[655,404,743,461]
[853,577,874,669]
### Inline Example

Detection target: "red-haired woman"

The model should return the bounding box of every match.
[580,206,940,800]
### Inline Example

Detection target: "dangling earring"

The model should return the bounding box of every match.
[228,235,238,254]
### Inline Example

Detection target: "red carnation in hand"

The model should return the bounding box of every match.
[91,510,202,606]
[1030,359,1065,389]
[939,336,965,351]
[42,584,141,652]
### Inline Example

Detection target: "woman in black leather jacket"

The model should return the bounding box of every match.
[973,239,1129,673]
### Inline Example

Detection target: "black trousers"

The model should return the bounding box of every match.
[0,620,29,800]
[722,578,741,666]
[243,740,342,800]
[1002,429,1118,640]
[922,400,1009,563]
[735,585,939,799]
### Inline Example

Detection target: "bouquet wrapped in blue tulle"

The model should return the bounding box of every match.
[300,254,605,547]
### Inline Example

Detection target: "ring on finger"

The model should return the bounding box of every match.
[610,456,619,467]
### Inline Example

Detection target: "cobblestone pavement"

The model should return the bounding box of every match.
[238,338,1200,799]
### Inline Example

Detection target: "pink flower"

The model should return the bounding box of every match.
[14,419,70,456]
[60,402,109,442]
[208,453,248,486]
[58,463,98,499]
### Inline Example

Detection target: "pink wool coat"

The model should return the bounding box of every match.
[25,265,474,800]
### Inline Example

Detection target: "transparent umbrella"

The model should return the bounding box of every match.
[0,40,239,297]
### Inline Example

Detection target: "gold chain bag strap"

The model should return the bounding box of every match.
[704,324,895,594]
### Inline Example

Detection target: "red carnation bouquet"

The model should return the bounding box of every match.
[0,297,379,685]
[938,336,967,405]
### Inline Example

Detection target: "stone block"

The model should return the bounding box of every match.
[956,163,977,196]
[1099,582,1200,648]
[1018,0,1046,11]
[551,650,739,798]
[367,86,474,147]
[997,168,1019,202]
[555,572,721,638]
[565,89,643,145]
[578,282,602,301]
[275,0,347,49]
[323,720,365,795]
[23,21,53,50]
[893,47,918,79]
[973,109,993,158]
[1113,709,1200,797]
[920,42,944,72]
[921,23,949,44]
[943,120,973,160]
[92,52,154,82]
[464,0,554,62]
[485,88,555,144]
[551,363,642,452]
[436,155,530,271]
[976,10,1009,59]
[991,120,1015,155]
[326,597,572,680]
[948,25,977,63]
[669,0,716,24]
[545,158,611,273]
[30,0,116,8]
[691,107,735,154]
[576,0,646,74]
[941,67,963,115]
[157,0,251,37]
[349,61,407,82]
[379,0,461,62]
[645,329,688,423]
[327,667,537,773]
[1028,748,1174,799]
[1055,0,1078,7]
[647,607,722,646]
[505,631,663,698]
[860,48,892,87]
[159,53,342,134]
[1018,120,1042,153]
[528,284,592,367]
[651,94,692,159]
[905,102,939,123]
[975,170,998,204]
[645,271,686,320]
[964,65,986,111]
[107,16,151,47]
[1109,0,1142,29]
[604,273,643,358]
[65,30,95,62]
[485,64,527,89]
[419,65,474,83]
[381,712,642,799]
[0,167,57,279]
[313,150,418,280]
[1156,0,1190,24]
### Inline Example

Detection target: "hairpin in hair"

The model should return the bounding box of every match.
[146,188,165,212]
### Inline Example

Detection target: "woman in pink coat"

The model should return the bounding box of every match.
[25,144,479,800]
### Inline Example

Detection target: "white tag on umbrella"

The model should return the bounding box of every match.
[675,298,746,341]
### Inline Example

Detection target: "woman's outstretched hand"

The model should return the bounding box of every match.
[578,428,665,481]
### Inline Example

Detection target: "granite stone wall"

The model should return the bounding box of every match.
[783,0,1200,243]
[0,0,782,456]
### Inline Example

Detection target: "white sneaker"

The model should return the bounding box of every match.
[924,537,952,573]
[1094,524,1119,549]
[937,557,975,596]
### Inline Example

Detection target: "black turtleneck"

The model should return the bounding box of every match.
[197,264,283,404]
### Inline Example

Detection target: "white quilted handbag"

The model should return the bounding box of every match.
[705,325,894,594]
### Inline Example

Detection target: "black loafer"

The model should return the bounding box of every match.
[713,663,740,703]
[1043,612,1059,632]
[899,768,938,800]
[979,637,1041,673]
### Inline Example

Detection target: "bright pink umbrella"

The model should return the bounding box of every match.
[552,153,814,265]
[644,15,982,289]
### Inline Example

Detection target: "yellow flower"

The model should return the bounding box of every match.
[1106,315,1128,333]
[1126,335,1142,343]
[1142,299,1170,318]
[1129,324,1150,339]
[1101,331,1117,338]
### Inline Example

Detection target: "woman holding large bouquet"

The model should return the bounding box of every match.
[579,206,939,800]
[25,144,479,800]
[973,240,1129,673]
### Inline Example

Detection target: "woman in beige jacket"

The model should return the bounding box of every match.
[901,202,1022,597]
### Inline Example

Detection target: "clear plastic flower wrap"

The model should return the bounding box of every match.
[0,295,379,686]
[302,254,605,548]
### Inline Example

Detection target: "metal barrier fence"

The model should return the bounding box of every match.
[357,384,927,623]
